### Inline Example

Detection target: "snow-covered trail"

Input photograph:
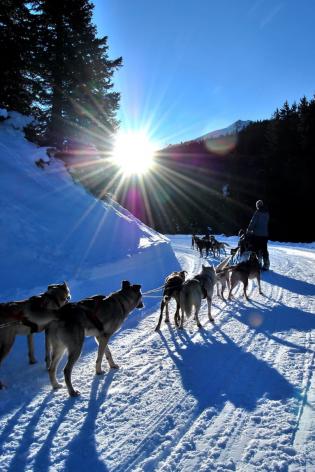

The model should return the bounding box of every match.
[1,237,315,472]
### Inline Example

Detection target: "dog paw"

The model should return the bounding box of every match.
[70,390,80,397]
[0,382,7,390]
[110,363,119,369]
[53,383,63,390]
[29,359,37,365]
[96,370,105,375]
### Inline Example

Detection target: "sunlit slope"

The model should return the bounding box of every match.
[0,111,179,299]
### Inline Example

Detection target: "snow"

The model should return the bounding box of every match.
[0,109,8,119]
[1,234,315,471]
[165,120,251,148]
[195,120,252,141]
[0,112,315,471]
[0,110,179,300]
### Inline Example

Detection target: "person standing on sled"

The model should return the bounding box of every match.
[247,200,270,270]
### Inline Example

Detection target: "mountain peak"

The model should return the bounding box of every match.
[196,120,251,141]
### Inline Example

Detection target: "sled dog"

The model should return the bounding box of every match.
[155,270,186,331]
[193,264,217,322]
[215,267,230,300]
[227,252,262,300]
[194,237,213,258]
[211,240,230,257]
[179,278,203,328]
[0,282,70,389]
[46,281,143,397]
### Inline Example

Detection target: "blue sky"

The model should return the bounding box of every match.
[93,0,315,146]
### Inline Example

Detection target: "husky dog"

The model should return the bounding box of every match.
[155,270,186,331]
[193,264,217,322]
[212,240,230,257]
[215,268,230,300]
[227,252,262,300]
[195,238,213,258]
[179,278,203,329]
[0,282,71,389]
[46,281,143,397]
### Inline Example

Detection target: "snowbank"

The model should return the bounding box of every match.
[0,111,179,300]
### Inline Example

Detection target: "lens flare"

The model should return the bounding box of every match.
[204,135,237,155]
[111,130,156,176]
[248,311,264,328]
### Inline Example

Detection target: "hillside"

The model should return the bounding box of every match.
[0,110,179,300]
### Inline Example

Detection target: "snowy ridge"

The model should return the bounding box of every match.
[0,111,179,299]
[164,120,251,149]
[196,119,251,141]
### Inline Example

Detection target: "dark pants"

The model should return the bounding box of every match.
[252,236,270,269]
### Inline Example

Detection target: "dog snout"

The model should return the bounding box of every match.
[137,300,144,309]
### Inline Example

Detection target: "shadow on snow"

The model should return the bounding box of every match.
[158,324,295,412]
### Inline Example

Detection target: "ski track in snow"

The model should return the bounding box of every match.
[0,237,315,472]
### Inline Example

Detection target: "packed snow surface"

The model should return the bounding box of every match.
[1,235,315,471]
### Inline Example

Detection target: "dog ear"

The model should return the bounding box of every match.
[133,284,142,291]
[122,280,131,289]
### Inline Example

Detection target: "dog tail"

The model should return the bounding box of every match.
[180,290,192,318]
[180,280,201,318]
[163,294,172,304]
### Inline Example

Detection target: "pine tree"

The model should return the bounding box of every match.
[0,0,37,113]
[33,0,122,148]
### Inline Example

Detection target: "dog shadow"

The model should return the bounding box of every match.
[62,374,114,472]
[158,324,295,413]
[4,391,62,472]
[232,302,315,353]
[1,370,114,472]
[266,270,315,296]
[32,374,114,472]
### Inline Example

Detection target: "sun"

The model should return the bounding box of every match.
[111,130,156,176]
